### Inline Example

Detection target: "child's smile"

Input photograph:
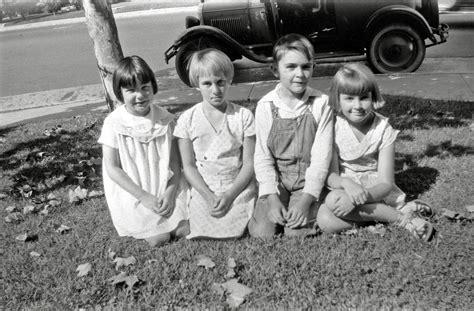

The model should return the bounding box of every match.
[339,92,374,126]
[122,81,154,116]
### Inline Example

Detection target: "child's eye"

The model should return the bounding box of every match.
[217,80,227,87]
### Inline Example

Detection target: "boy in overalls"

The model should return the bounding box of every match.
[249,34,334,237]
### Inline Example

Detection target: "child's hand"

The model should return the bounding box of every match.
[157,190,176,218]
[330,192,356,217]
[285,198,311,229]
[210,193,234,218]
[204,193,219,213]
[139,192,161,214]
[341,178,369,206]
[267,194,286,226]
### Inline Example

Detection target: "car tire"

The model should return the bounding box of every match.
[368,24,425,73]
[175,37,221,86]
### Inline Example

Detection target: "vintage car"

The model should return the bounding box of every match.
[165,0,448,86]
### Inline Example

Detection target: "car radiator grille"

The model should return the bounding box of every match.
[210,18,245,39]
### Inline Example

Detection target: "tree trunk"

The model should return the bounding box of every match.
[83,0,123,111]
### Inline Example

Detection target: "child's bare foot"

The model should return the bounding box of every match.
[145,233,171,247]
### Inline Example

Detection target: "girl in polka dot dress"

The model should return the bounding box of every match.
[174,49,257,239]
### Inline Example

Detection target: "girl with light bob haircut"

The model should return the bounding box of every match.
[188,49,234,88]
[328,63,385,111]
[175,48,257,239]
[317,63,435,241]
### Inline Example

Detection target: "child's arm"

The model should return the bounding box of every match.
[157,138,181,217]
[212,135,256,217]
[102,145,161,213]
[178,137,218,209]
[364,142,395,202]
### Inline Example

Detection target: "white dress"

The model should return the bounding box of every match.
[334,112,405,208]
[98,104,188,239]
[174,102,257,239]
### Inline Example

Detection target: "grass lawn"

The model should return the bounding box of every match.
[1,96,473,309]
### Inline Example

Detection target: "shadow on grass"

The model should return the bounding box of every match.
[395,167,440,201]
[0,122,102,197]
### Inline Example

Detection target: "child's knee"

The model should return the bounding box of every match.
[325,189,346,209]
[248,217,277,238]
[145,233,171,247]
[316,204,344,234]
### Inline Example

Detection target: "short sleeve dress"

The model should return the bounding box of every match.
[334,112,405,208]
[174,102,257,239]
[98,103,188,239]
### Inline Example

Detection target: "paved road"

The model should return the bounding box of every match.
[0,11,472,97]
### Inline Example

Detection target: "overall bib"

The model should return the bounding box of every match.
[250,97,320,236]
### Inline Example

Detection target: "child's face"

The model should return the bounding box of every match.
[339,92,374,125]
[121,81,154,116]
[273,50,313,98]
[198,71,230,109]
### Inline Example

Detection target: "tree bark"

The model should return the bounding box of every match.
[83,0,123,111]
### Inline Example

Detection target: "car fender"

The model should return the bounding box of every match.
[164,25,272,64]
[365,6,436,43]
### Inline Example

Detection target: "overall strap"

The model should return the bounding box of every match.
[269,101,280,119]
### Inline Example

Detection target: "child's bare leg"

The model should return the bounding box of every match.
[145,233,171,247]
[172,220,190,239]
[248,197,280,238]
[317,203,357,233]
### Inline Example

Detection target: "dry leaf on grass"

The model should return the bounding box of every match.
[114,256,137,270]
[212,278,253,308]
[30,251,41,257]
[441,208,472,221]
[55,224,71,234]
[15,232,38,242]
[366,224,387,236]
[343,228,358,236]
[76,263,92,277]
[0,193,8,199]
[108,272,140,289]
[196,255,215,269]
[5,205,16,213]
[226,257,237,279]
[69,186,88,203]
[23,205,37,214]
[5,212,24,223]
[465,205,474,213]
[108,248,116,260]
[87,190,104,198]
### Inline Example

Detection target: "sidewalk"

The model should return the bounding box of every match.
[1,70,473,129]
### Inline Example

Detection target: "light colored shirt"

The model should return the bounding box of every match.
[254,84,334,199]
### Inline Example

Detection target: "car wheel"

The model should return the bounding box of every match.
[368,24,425,73]
[175,37,221,86]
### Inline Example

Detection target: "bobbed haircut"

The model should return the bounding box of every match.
[273,33,314,65]
[188,48,234,88]
[328,63,385,111]
[113,55,158,103]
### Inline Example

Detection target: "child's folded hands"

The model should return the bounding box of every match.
[210,193,234,218]
[341,178,369,206]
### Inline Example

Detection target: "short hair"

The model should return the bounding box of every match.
[273,33,314,65]
[328,63,385,111]
[113,55,158,103]
[188,48,234,87]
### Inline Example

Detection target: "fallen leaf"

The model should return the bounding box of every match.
[343,228,358,236]
[15,232,38,242]
[5,205,16,213]
[108,272,140,289]
[23,205,36,214]
[226,257,237,279]
[212,279,253,308]
[366,224,386,236]
[5,212,24,223]
[68,186,88,203]
[39,207,49,216]
[146,259,158,264]
[196,255,215,269]
[442,209,458,220]
[88,190,104,198]
[76,262,92,277]
[114,256,137,270]
[108,248,116,260]
[55,224,71,234]
[30,251,41,257]
[0,193,7,199]
[228,257,236,268]
[465,205,474,213]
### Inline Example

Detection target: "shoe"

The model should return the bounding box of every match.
[396,213,434,242]
[399,199,435,218]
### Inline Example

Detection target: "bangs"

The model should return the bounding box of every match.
[337,75,375,96]
[118,69,150,90]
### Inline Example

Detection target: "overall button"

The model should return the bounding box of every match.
[204,156,207,160]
